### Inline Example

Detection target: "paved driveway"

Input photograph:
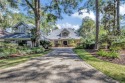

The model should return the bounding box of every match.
[0,48,118,83]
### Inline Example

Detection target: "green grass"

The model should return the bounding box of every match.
[74,49,125,83]
[0,50,51,69]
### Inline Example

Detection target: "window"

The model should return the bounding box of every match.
[18,25,26,33]
[62,32,68,37]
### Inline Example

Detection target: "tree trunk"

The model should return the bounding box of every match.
[34,0,40,47]
[113,0,116,35]
[117,0,120,35]
[95,0,99,50]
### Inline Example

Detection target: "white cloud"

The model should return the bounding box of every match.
[120,4,125,15]
[72,9,95,20]
[71,5,125,20]
[56,23,80,30]
[9,8,20,13]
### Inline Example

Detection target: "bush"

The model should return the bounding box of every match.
[75,46,83,49]
[31,47,45,53]
[97,50,119,58]
[0,43,19,57]
[0,53,9,58]
[40,41,50,49]
[25,49,33,54]
[110,46,122,52]
[108,51,119,58]
[97,50,109,57]
[99,43,108,49]
[0,42,46,58]
[111,42,125,49]
[78,42,95,49]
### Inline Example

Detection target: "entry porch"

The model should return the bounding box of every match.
[50,39,81,47]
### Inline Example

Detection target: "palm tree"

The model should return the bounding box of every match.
[95,0,99,50]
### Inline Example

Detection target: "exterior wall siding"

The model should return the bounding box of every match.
[50,39,80,47]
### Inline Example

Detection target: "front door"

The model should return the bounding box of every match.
[55,41,59,47]
[63,41,68,46]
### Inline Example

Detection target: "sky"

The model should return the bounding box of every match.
[56,3,125,30]
[11,0,125,30]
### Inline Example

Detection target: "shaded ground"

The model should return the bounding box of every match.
[86,49,125,65]
[0,48,118,83]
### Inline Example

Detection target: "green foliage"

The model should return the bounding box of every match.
[99,43,108,49]
[111,42,125,49]
[110,46,122,52]
[0,43,18,58]
[75,45,83,49]
[97,50,109,57]
[97,50,119,58]
[0,43,45,58]
[74,49,125,83]
[68,39,76,47]
[0,50,51,69]
[31,47,45,53]
[40,41,50,49]
[78,16,95,39]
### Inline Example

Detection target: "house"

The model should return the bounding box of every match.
[47,28,81,47]
[0,22,48,47]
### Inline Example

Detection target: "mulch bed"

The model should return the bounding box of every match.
[85,49,125,65]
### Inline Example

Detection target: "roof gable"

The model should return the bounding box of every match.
[47,28,81,39]
[12,22,28,28]
[12,22,35,30]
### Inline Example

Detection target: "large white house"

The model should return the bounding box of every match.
[47,28,81,47]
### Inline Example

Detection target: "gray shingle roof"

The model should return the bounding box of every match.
[47,28,81,40]
[0,22,49,41]
[0,33,31,39]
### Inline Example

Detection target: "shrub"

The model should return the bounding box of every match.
[0,53,9,58]
[99,43,108,49]
[40,41,50,49]
[25,49,33,54]
[97,50,109,57]
[31,47,45,53]
[97,50,119,58]
[110,46,122,52]
[75,45,83,49]
[111,42,125,49]
[0,42,46,58]
[108,51,119,58]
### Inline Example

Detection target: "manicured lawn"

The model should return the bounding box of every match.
[74,49,125,83]
[0,50,51,69]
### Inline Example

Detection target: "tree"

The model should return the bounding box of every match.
[24,0,40,47]
[95,0,99,50]
[78,17,95,38]
[0,0,18,28]
[78,17,95,46]
[117,0,120,35]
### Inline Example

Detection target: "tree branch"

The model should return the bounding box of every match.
[25,0,35,11]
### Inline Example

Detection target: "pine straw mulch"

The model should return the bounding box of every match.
[85,49,125,65]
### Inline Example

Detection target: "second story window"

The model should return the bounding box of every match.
[17,25,26,33]
[62,32,69,37]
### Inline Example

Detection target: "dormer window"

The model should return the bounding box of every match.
[18,25,26,33]
[62,32,68,37]
[61,29,69,37]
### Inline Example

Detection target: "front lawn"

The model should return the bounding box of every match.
[74,49,125,83]
[0,50,51,69]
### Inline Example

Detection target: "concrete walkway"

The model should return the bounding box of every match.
[0,48,118,83]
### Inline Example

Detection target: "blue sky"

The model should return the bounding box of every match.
[42,0,87,30]
[12,0,125,30]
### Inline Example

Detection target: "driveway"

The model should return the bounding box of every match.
[0,48,118,83]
